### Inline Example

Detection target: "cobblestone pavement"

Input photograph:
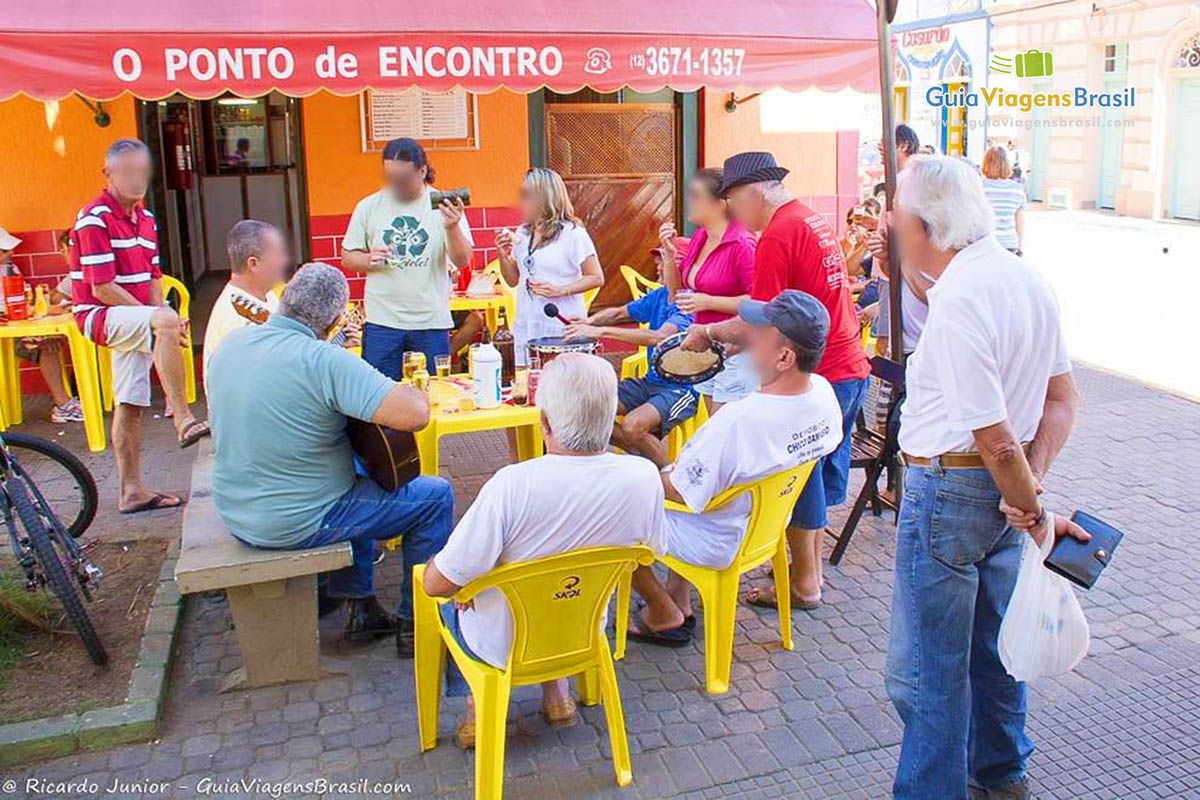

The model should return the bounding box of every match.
[3,365,1199,799]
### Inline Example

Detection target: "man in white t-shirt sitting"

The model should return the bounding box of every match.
[202,220,288,388]
[628,290,844,647]
[422,353,667,748]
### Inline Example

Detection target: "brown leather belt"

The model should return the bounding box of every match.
[902,444,1031,469]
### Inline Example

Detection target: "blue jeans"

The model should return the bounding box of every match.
[362,323,451,381]
[886,465,1031,800]
[791,375,869,529]
[295,476,453,619]
[439,602,476,697]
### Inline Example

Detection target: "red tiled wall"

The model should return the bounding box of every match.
[308,206,521,302]
[5,228,74,394]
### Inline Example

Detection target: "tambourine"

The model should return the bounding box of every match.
[651,331,726,385]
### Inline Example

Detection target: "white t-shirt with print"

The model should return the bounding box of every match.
[342,186,473,330]
[511,223,597,364]
[433,452,667,668]
[666,380,844,569]
[900,235,1070,457]
[202,283,279,392]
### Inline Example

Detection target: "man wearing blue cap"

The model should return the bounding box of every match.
[628,290,844,647]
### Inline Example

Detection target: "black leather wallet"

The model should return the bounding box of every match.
[1043,510,1124,590]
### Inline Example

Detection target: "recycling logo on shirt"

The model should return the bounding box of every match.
[381,215,430,268]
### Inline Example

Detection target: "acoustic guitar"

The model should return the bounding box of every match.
[229,294,421,492]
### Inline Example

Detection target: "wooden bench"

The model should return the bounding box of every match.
[175,440,351,691]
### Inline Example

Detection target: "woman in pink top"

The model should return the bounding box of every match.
[659,168,757,409]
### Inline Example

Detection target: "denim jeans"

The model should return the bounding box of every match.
[791,375,869,529]
[362,322,450,381]
[293,476,453,620]
[439,602,476,697]
[886,464,1031,800]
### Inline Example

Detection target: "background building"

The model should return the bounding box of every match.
[892,0,991,163]
[988,0,1200,220]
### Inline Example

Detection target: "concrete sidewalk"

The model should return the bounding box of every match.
[4,364,1198,799]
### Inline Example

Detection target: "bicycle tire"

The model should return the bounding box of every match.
[2,432,99,538]
[8,478,108,665]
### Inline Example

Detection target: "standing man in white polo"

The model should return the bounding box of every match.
[71,138,209,514]
[883,155,1091,800]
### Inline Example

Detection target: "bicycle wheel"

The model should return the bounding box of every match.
[7,478,108,665]
[2,432,98,538]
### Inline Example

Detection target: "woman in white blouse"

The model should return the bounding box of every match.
[495,168,604,365]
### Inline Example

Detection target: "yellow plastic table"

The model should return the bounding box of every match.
[449,292,511,336]
[414,401,543,477]
[0,314,106,451]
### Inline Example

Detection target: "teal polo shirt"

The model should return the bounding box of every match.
[207,315,395,547]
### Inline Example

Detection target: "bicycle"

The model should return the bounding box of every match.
[1,431,105,665]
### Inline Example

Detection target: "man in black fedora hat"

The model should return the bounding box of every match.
[681,150,870,613]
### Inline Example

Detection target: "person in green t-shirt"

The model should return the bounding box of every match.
[341,138,474,378]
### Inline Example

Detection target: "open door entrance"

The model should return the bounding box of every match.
[140,92,309,295]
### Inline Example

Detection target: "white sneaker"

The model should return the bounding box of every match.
[50,398,85,423]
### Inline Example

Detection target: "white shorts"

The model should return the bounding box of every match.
[103,306,156,407]
[663,509,741,570]
[694,351,759,404]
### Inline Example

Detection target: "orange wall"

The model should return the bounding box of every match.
[302,89,529,217]
[701,90,839,196]
[0,95,139,233]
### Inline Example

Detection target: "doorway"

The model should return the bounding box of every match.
[1170,76,1200,220]
[139,92,309,296]
[1097,45,1128,210]
[541,88,681,307]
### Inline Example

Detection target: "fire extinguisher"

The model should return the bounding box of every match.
[3,260,27,321]
[162,111,194,191]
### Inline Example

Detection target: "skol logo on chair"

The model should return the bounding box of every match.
[554,575,582,601]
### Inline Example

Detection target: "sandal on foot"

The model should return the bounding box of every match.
[178,418,211,449]
[627,608,692,649]
[745,585,820,611]
[542,697,578,728]
[454,716,476,749]
[119,492,183,514]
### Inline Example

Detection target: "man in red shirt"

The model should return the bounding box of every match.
[681,152,869,610]
[71,138,209,514]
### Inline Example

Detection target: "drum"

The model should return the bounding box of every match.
[527,336,599,365]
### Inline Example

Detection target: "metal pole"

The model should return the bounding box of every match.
[876,0,905,364]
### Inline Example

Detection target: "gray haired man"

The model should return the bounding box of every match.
[70,137,209,514]
[885,156,1090,800]
[207,263,452,651]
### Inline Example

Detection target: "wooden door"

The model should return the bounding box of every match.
[545,102,677,307]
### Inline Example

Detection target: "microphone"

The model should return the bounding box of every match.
[543,303,572,326]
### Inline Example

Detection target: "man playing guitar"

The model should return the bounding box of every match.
[206,264,449,654]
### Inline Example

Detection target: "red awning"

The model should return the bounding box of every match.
[0,0,880,101]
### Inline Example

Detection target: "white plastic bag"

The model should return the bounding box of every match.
[998,512,1090,681]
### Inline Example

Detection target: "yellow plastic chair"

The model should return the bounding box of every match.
[615,460,816,694]
[97,275,197,411]
[619,264,661,302]
[619,350,647,381]
[414,545,655,800]
[481,259,518,331]
[665,391,709,461]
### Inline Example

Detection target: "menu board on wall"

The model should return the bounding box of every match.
[361,89,477,152]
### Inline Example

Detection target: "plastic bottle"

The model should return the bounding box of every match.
[472,327,502,409]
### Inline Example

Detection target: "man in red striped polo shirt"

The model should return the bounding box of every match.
[71,138,209,514]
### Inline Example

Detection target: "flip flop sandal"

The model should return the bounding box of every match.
[682,614,696,631]
[745,586,821,611]
[119,493,183,515]
[178,418,211,449]
[626,608,692,649]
